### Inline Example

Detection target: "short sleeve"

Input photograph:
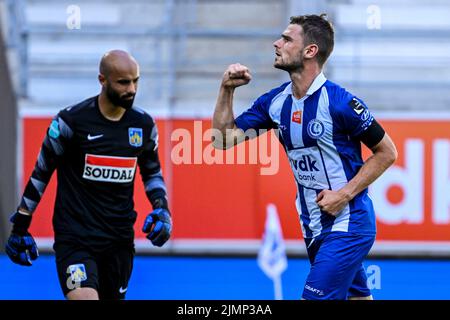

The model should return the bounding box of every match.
[335,95,375,138]
[234,81,293,133]
[235,95,275,132]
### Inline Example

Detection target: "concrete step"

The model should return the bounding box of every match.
[331,65,450,83]
[25,0,283,30]
[27,34,278,71]
[333,38,450,60]
[334,4,450,30]
[344,84,450,111]
[25,0,166,28]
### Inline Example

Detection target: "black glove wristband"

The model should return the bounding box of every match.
[148,188,169,211]
[11,211,32,235]
[152,197,169,212]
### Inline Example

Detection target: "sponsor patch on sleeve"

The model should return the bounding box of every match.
[48,120,60,139]
[348,97,366,115]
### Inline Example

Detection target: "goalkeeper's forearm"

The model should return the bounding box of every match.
[19,117,70,214]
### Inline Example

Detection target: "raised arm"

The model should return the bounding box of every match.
[212,63,252,149]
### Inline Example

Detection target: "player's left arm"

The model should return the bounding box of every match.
[317,97,398,215]
[317,128,397,215]
[137,120,172,247]
[6,114,73,266]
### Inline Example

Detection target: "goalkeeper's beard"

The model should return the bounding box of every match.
[106,85,135,110]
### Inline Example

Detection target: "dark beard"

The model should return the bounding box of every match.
[274,54,304,73]
[106,85,135,110]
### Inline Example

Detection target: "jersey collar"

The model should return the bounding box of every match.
[282,72,327,98]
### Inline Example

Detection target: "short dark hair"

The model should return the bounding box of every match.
[289,14,334,66]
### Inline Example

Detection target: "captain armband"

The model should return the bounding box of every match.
[358,119,385,148]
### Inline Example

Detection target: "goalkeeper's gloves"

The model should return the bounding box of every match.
[142,207,172,247]
[5,210,39,266]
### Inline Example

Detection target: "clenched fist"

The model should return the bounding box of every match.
[316,189,352,216]
[221,63,252,89]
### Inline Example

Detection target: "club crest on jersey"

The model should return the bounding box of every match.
[83,154,137,183]
[128,128,143,147]
[307,119,325,139]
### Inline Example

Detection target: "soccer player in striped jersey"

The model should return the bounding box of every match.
[5,50,172,300]
[212,14,397,300]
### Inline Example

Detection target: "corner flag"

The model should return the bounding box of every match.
[257,203,287,299]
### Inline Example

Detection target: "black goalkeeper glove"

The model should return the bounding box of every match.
[5,211,39,266]
[142,208,172,247]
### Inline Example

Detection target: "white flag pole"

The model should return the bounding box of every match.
[273,275,283,300]
[257,203,287,300]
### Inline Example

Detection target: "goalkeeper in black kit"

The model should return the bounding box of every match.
[5,50,172,300]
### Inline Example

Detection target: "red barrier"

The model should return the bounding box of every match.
[23,117,450,242]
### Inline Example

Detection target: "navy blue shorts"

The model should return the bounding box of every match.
[302,231,375,300]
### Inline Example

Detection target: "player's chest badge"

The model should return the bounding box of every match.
[292,110,302,124]
[128,127,143,147]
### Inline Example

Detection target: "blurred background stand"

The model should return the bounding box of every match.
[0,19,18,251]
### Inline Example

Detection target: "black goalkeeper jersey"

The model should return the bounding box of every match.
[20,96,167,250]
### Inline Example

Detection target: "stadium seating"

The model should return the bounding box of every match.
[3,0,450,115]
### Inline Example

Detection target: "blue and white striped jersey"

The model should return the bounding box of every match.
[235,73,377,239]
